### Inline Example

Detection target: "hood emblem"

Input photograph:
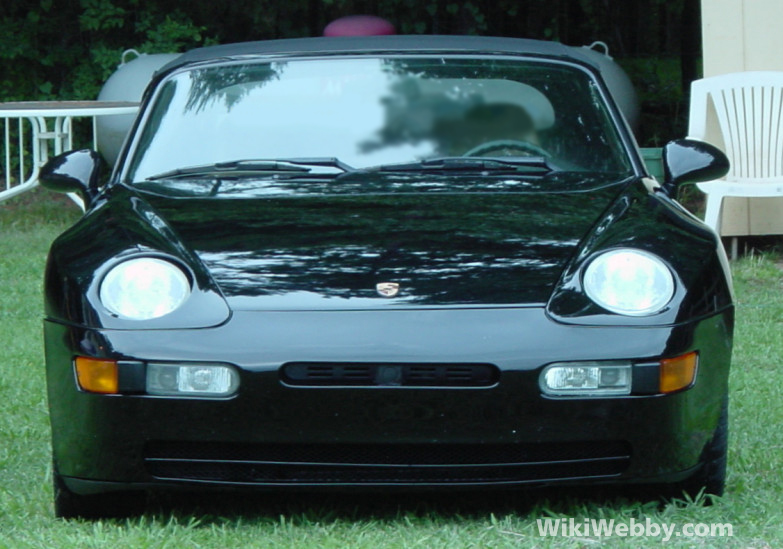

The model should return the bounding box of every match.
[376,282,400,298]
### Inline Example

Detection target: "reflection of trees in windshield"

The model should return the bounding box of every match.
[360,58,628,172]
[362,88,538,157]
[184,62,286,113]
[359,59,544,157]
[130,57,629,183]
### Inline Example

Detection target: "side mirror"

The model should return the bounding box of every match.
[661,139,730,196]
[39,149,102,205]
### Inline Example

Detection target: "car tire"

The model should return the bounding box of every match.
[53,466,146,519]
[667,395,729,502]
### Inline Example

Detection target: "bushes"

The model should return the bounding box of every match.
[0,1,210,102]
[1,0,692,147]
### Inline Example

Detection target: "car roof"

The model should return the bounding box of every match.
[157,35,601,75]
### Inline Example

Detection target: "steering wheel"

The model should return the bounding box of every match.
[463,139,550,158]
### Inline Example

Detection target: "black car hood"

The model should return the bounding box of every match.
[130,174,630,310]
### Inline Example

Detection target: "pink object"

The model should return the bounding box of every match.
[323,15,396,37]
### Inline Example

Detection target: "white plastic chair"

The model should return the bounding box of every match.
[688,72,783,239]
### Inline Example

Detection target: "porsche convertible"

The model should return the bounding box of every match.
[39,35,732,518]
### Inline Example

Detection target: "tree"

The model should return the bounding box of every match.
[0,0,695,145]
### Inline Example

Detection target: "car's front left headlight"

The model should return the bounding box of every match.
[99,257,191,320]
[582,249,675,316]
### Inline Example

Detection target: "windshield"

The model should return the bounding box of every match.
[124,56,633,183]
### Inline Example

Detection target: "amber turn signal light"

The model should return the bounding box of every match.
[75,357,119,394]
[659,351,698,394]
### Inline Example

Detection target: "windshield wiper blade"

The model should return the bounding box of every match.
[366,156,554,174]
[146,157,355,181]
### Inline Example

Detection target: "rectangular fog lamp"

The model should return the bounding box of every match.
[146,363,239,397]
[540,362,631,397]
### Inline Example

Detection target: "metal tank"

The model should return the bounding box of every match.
[96,50,180,165]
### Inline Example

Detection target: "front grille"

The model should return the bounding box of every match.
[280,362,499,387]
[145,441,631,486]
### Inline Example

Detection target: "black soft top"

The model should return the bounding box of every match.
[158,35,600,75]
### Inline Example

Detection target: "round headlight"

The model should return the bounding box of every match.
[99,257,191,320]
[583,249,674,316]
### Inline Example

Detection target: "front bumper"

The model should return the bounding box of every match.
[45,307,732,493]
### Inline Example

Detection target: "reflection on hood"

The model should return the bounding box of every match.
[135,174,628,309]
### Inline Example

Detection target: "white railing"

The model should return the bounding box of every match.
[1,101,139,203]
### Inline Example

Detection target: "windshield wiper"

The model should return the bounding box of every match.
[365,156,555,174]
[145,157,355,181]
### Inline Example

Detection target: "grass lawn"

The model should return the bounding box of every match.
[0,189,780,548]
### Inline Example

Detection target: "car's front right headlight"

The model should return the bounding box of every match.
[582,249,675,316]
[99,257,191,320]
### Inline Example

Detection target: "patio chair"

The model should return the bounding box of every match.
[688,72,783,245]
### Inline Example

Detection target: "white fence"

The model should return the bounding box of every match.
[0,101,138,203]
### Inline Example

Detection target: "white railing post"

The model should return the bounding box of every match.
[3,118,9,191]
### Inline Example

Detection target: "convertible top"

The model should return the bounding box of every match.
[157,35,601,75]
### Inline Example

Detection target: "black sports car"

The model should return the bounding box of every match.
[40,35,732,518]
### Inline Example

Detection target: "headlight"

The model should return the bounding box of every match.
[582,249,674,316]
[99,257,191,320]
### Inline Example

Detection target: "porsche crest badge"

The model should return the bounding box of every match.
[376,282,400,298]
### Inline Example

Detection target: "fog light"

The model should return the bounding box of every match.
[540,362,631,396]
[660,352,698,393]
[75,357,119,394]
[146,363,239,397]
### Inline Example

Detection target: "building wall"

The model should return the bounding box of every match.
[700,0,783,236]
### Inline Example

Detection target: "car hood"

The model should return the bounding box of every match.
[129,174,630,310]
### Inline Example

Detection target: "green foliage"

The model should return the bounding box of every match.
[0,0,212,101]
[619,57,691,147]
[79,0,127,31]
[137,12,211,53]
[0,0,692,144]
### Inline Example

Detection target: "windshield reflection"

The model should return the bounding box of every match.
[126,56,631,183]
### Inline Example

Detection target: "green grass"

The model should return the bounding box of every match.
[1,190,781,548]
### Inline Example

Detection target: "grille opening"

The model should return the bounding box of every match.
[145,441,631,486]
[281,362,500,387]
